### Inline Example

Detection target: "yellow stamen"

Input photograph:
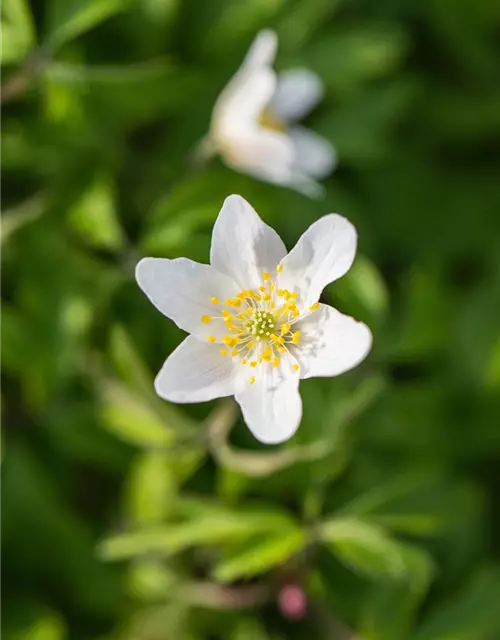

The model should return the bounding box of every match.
[201,315,212,324]
[231,350,238,357]
[250,361,258,368]
[210,297,220,304]
[281,323,291,335]
[292,331,301,345]
[249,377,256,385]
[263,272,270,281]
[309,302,319,311]
[277,264,283,273]
[293,364,300,372]
[259,286,266,292]
[273,357,280,368]
[208,336,216,343]
[241,358,248,365]
[220,348,228,356]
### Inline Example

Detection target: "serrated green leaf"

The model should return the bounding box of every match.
[213,528,306,583]
[47,0,130,49]
[1,0,35,65]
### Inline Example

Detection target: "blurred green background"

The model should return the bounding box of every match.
[2,0,500,638]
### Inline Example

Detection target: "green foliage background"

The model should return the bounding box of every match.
[2,0,500,638]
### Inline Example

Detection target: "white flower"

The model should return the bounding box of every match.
[136,195,372,444]
[199,30,336,198]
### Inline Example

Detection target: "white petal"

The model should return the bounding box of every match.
[224,129,324,199]
[294,304,372,379]
[279,214,357,308]
[235,372,302,444]
[155,336,241,403]
[212,31,277,139]
[269,68,324,122]
[210,195,287,290]
[289,126,337,179]
[136,257,239,341]
[241,30,278,71]
[213,67,276,138]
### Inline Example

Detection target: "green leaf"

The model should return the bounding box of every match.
[1,0,35,65]
[46,0,130,49]
[99,506,297,561]
[213,528,306,583]
[320,518,433,586]
[125,451,176,526]
[413,567,500,640]
[99,380,175,448]
[337,475,451,536]
[127,559,178,602]
[68,176,125,251]
[108,324,155,394]
[332,254,389,323]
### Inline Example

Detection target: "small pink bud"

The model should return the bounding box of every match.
[278,584,307,620]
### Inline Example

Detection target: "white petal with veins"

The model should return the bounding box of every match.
[155,336,243,403]
[136,257,239,341]
[279,214,357,309]
[210,194,287,290]
[294,304,372,378]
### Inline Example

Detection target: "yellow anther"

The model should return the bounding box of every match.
[292,331,301,345]
[220,349,228,356]
[225,299,232,306]
[208,336,216,343]
[293,364,300,372]
[250,361,258,368]
[201,315,212,324]
[309,302,319,311]
[269,283,275,291]
[273,357,280,368]
[249,377,256,385]
[277,289,284,297]
[222,309,231,317]
[270,302,276,309]
[237,291,246,299]
[241,358,248,365]
[277,264,283,273]
[281,323,291,335]
[231,349,238,357]
[254,294,261,301]
[263,272,270,281]
[277,346,286,353]
[210,297,220,304]
[263,294,271,301]
[259,286,266,292]
[223,335,236,346]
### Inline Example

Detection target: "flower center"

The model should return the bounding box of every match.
[258,108,286,133]
[201,265,319,385]
[246,310,276,338]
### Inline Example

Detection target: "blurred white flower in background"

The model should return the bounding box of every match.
[136,195,371,444]
[197,30,336,198]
